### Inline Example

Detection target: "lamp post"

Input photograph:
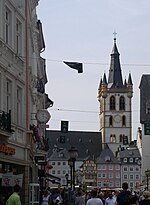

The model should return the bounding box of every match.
[65,173,69,187]
[68,146,78,191]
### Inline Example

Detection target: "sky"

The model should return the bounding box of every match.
[37,0,150,138]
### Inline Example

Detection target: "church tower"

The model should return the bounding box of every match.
[97,37,133,154]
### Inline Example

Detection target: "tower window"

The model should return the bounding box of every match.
[109,116,113,126]
[119,96,125,110]
[110,135,116,143]
[110,96,116,110]
[122,116,126,126]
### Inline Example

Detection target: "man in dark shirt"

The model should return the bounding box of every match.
[116,183,131,205]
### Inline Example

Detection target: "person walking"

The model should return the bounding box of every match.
[6,184,22,205]
[75,190,85,205]
[116,182,131,205]
[139,191,150,205]
[105,191,117,205]
[42,190,51,205]
[86,189,103,205]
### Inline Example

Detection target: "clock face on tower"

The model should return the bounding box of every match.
[36,109,51,123]
[114,114,121,123]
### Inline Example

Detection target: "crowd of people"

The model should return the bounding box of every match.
[40,182,150,205]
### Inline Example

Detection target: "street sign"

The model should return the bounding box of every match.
[144,123,150,135]
[34,155,45,162]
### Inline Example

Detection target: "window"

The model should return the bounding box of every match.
[6,79,12,112]
[63,162,66,165]
[98,173,102,178]
[135,166,140,172]
[116,173,120,178]
[130,175,134,180]
[57,162,61,165]
[115,165,120,170]
[119,96,125,110]
[135,175,140,180]
[16,19,22,54]
[123,158,127,163]
[57,170,60,174]
[123,174,128,180]
[52,170,55,174]
[5,7,12,45]
[17,86,22,125]
[63,170,66,174]
[129,167,134,172]
[146,108,150,114]
[110,96,116,110]
[102,173,106,178]
[110,135,116,143]
[52,162,55,165]
[108,165,113,170]
[122,116,126,126]
[109,173,113,178]
[123,167,128,172]
[98,182,102,187]
[109,116,113,126]
[129,158,133,163]
[130,182,134,187]
[105,156,111,162]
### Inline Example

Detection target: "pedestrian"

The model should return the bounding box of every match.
[139,191,150,205]
[75,190,85,205]
[42,190,51,205]
[6,184,22,205]
[116,182,131,205]
[86,189,103,205]
[105,191,117,205]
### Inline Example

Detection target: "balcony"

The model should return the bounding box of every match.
[0,110,12,135]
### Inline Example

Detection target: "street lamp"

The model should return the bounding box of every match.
[68,146,78,191]
[65,173,69,187]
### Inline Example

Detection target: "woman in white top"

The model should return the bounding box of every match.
[42,190,51,205]
[86,189,103,205]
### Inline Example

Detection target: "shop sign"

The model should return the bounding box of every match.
[0,144,16,155]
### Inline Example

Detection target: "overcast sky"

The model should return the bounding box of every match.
[37,0,150,138]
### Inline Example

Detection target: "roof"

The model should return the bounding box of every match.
[119,147,141,159]
[46,130,102,160]
[108,38,123,88]
[96,144,120,164]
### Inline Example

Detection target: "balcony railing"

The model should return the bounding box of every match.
[0,110,11,133]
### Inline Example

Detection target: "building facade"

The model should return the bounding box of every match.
[0,1,52,204]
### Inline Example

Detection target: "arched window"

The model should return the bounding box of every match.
[110,135,116,143]
[110,96,116,110]
[119,96,125,110]
[122,115,126,126]
[109,116,113,126]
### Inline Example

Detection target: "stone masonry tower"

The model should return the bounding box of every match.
[97,37,133,154]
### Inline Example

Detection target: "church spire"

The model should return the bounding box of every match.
[108,36,123,88]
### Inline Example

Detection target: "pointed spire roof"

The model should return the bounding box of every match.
[128,73,133,85]
[98,77,102,89]
[102,73,107,85]
[108,37,123,88]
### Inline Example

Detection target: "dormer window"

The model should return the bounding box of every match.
[123,158,127,163]
[105,156,111,162]
[129,158,133,163]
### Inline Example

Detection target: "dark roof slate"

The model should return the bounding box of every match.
[96,144,120,164]
[46,130,102,160]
